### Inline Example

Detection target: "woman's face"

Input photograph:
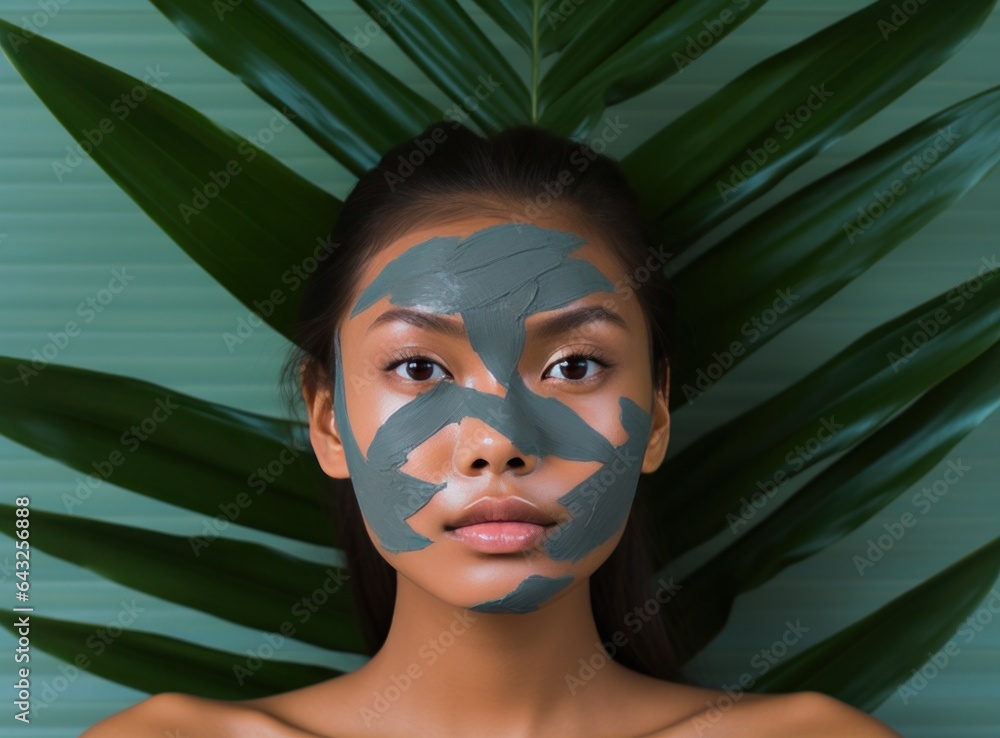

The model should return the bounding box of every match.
[308,212,670,614]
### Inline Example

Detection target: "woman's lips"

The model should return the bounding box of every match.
[446,521,555,553]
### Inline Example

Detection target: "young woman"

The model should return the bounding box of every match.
[83,122,901,737]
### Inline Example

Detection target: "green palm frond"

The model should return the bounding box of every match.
[1,0,998,725]
[0,614,341,699]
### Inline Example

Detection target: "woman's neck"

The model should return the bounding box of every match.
[347,575,640,737]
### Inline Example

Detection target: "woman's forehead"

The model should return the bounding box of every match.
[347,216,625,323]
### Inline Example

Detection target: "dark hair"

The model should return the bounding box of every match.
[281,120,687,683]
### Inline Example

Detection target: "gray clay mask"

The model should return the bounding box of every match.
[332,223,651,612]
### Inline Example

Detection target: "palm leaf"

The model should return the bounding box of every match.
[1,0,997,722]
[0,505,363,653]
[0,18,341,343]
[0,615,340,698]
[653,267,1000,557]
[535,0,616,57]
[352,0,530,129]
[621,0,996,248]
[0,357,333,546]
[470,0,532,53]
[672,85,1000,395]
[148,0,441,174]
[664,339,1000,661]
[540,0,769,136]
[539,0,680,63]
[754,535,1000,712]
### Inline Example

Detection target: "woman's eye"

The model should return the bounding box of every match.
[544,355,604,382]
[391,357,448,382]
[387,352,608,384]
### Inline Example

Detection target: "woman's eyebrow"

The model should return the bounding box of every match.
[366,305,629,339]
[530,305,630,341]
[367,308,465,337]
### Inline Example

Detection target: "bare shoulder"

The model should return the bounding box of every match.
[649,688,902,738]
[748,691,902,737]
[79,691,317,738]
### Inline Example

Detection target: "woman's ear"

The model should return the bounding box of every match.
[642,359,671,474]
[302,368,352,480]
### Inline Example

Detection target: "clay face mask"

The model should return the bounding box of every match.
[332,223,651,612]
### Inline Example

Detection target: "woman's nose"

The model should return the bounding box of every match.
[453,414,537,477]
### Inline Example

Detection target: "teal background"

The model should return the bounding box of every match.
[0,1,998,735]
